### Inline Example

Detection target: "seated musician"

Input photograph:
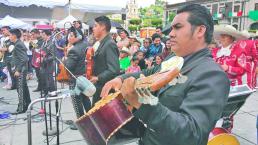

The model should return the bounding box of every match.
[101,4,230,145]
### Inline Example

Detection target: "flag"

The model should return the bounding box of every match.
[229,11,243,17]
[248,10,258,21]
[214,13,223,18]
[237,11,243,17]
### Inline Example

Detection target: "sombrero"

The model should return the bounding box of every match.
[214,25,248,40]
[255,31,258,37]
[241,30,251,38]
[120,47,131,55]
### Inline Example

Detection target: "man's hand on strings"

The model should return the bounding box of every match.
[121,77,141,109]
[100,77,123,98]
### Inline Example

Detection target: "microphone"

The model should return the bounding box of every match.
[49,76,96,97]
[48,89,70,97]
[75,76,96,97]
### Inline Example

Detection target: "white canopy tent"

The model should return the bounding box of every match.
[55,15,89,29]
[0,0,126,14]
[0,15,31,29]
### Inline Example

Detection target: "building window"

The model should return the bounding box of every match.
[255,3,258,10]
[233,18,238,23]
[234,1,240,4]
[212,4,218,15]
[234,5,240,12]
[220,3,225,6]
[219,7,225,13]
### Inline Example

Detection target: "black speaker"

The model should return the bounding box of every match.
[122,14,126,20]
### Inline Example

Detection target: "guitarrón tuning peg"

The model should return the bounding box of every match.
[136,88,158,106]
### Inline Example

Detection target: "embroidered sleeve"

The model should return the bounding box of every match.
[227,53,246,75]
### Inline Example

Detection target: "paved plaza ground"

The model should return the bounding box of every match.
[0,78,257,145]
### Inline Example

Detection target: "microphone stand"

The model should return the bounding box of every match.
[43,94,50,145]
[41,28,85,144]
[42,30,68,144]
[27,93,70,145]
[52,32,60,145]
[42,34,65,139]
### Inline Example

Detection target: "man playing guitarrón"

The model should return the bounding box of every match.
[101,4,230,145]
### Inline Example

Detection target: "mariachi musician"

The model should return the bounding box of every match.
[9,29,31,114]
[212,25,249,87]
[64,27,91,129]
[0,26,16,89]
[236,30,257,89]
[91,16,120,105]
[40,30,56,95]
[30,29,44,92]
[101,4,230,145]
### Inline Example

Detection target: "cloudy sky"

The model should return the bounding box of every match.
[138,0,186,7]
[69,0,186,8]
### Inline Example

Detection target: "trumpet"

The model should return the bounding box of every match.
[29,40,38,49]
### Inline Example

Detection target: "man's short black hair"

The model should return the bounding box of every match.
[144,38,152,44]
[177,3,214,44]
[9,29,22,39]
[151,33,161,41]
[156,26,162,31]
[69,26,84,40]
[30,29,40,34]
[118,29,129,36]
[1,26,11,30]
[73,20,82,29]
[95,16,111,32]
[42,29,52,36]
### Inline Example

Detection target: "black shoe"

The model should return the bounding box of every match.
[12,85,17,89]
[11,111,25,115]
[70,122,78,130]
[7,86,16,90]
[0,76,6,82]
[33,89,41,92]
[64,120,74,125]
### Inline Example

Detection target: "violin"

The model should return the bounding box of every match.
[56,43,71,82]
[85,47,94,79]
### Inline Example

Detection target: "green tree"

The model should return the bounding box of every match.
[129,19,142,25]
[142,19,152,27]
[111,19,124,24]
[168,12,176,22]
[136,1,165,28]
[128,25,138,31]
[151,18,162,27]
[155,0,165,6]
